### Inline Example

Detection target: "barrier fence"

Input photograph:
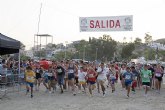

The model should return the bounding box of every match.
[0,70,25,98]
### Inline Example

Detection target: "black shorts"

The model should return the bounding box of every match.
[36,73,41,79]
[88,81,96,85]
[75,76,79,84]
[120,75,123,80]
[68,73,75,80]
[142,82,150,87]
[155,76,162,82]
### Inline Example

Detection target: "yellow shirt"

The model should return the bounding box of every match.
[25,70,35,83]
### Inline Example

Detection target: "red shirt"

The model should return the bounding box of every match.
[87,69,96,82]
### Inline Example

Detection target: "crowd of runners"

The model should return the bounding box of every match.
[24,60,165,98]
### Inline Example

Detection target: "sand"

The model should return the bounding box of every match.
[0,82,165,110]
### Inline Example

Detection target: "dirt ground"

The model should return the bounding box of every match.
[0,83,165,110]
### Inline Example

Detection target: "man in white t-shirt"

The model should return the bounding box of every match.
[97,62,107,97]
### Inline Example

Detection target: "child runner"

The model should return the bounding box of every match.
[25,66,35,98]
[86,66,97,97]
[78,67,87,93]
[123,67,133,98]
[141,64,152,97]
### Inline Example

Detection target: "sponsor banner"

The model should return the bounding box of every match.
[79,15,133,32]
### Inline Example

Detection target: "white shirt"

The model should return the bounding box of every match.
[78,70,87,81]
[97,67,107,80]
[47,72,53,77]
[120,68,126,75]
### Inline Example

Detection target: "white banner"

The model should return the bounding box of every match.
[79,15,133,32]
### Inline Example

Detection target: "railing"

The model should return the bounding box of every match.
[0,70,25,98]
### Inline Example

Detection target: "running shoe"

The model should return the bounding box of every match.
[31,94,33,98]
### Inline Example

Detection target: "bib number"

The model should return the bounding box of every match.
[110,74,116,79]
[143,74,148,78]
[57,69,62,73]
[36,70,39,73]
[89,74,94,78]
[68,69,74,73]
[27,76,33,80]
[48,73,53,76]
[155,73,161,77]
[125,75,131,80]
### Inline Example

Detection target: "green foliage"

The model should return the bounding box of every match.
[20,54,30,61]
[73,35,117,61]
[144,48,155,60]
[34,50,46,58]
[53,51,73,61]
[134,37,142,45]
[144,33,152,43]
[121,43,135,59]
[155,39,165,45]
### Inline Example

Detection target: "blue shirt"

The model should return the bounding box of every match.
[123,72,133,82]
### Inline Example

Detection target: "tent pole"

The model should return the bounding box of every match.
[18,49,21,92]
[18,49,20,75]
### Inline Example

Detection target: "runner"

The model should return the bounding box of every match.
[123,67,133,98]
[115,63,119,82]
[42,69,49,93]
[47,67,56,93]
[131,66,139,93]
[97,62,107,97]
[109,64,117,93]
[136,63,142,89]
[86,66,97,97]
[63,61,69,91]
[141,64,152,97]
[25,66,35,98]
[34,66,42,91]
[148,64,155,89]
[67,60,78,96]
[120,64,126,91]
[154,63,164,94]
[78,67,87,93]
[56,62,65,93]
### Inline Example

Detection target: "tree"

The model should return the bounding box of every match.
[52,51,73,61]
[73,35,117,61]
[34,50,46,58]
[144,33,152,44]
[134,37,142,45]
[20,54,30,61]
[121,43,135,59]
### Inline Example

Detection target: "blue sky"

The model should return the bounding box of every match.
[0,0,165,50]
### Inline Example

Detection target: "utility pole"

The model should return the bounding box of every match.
[37,3,42,51]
